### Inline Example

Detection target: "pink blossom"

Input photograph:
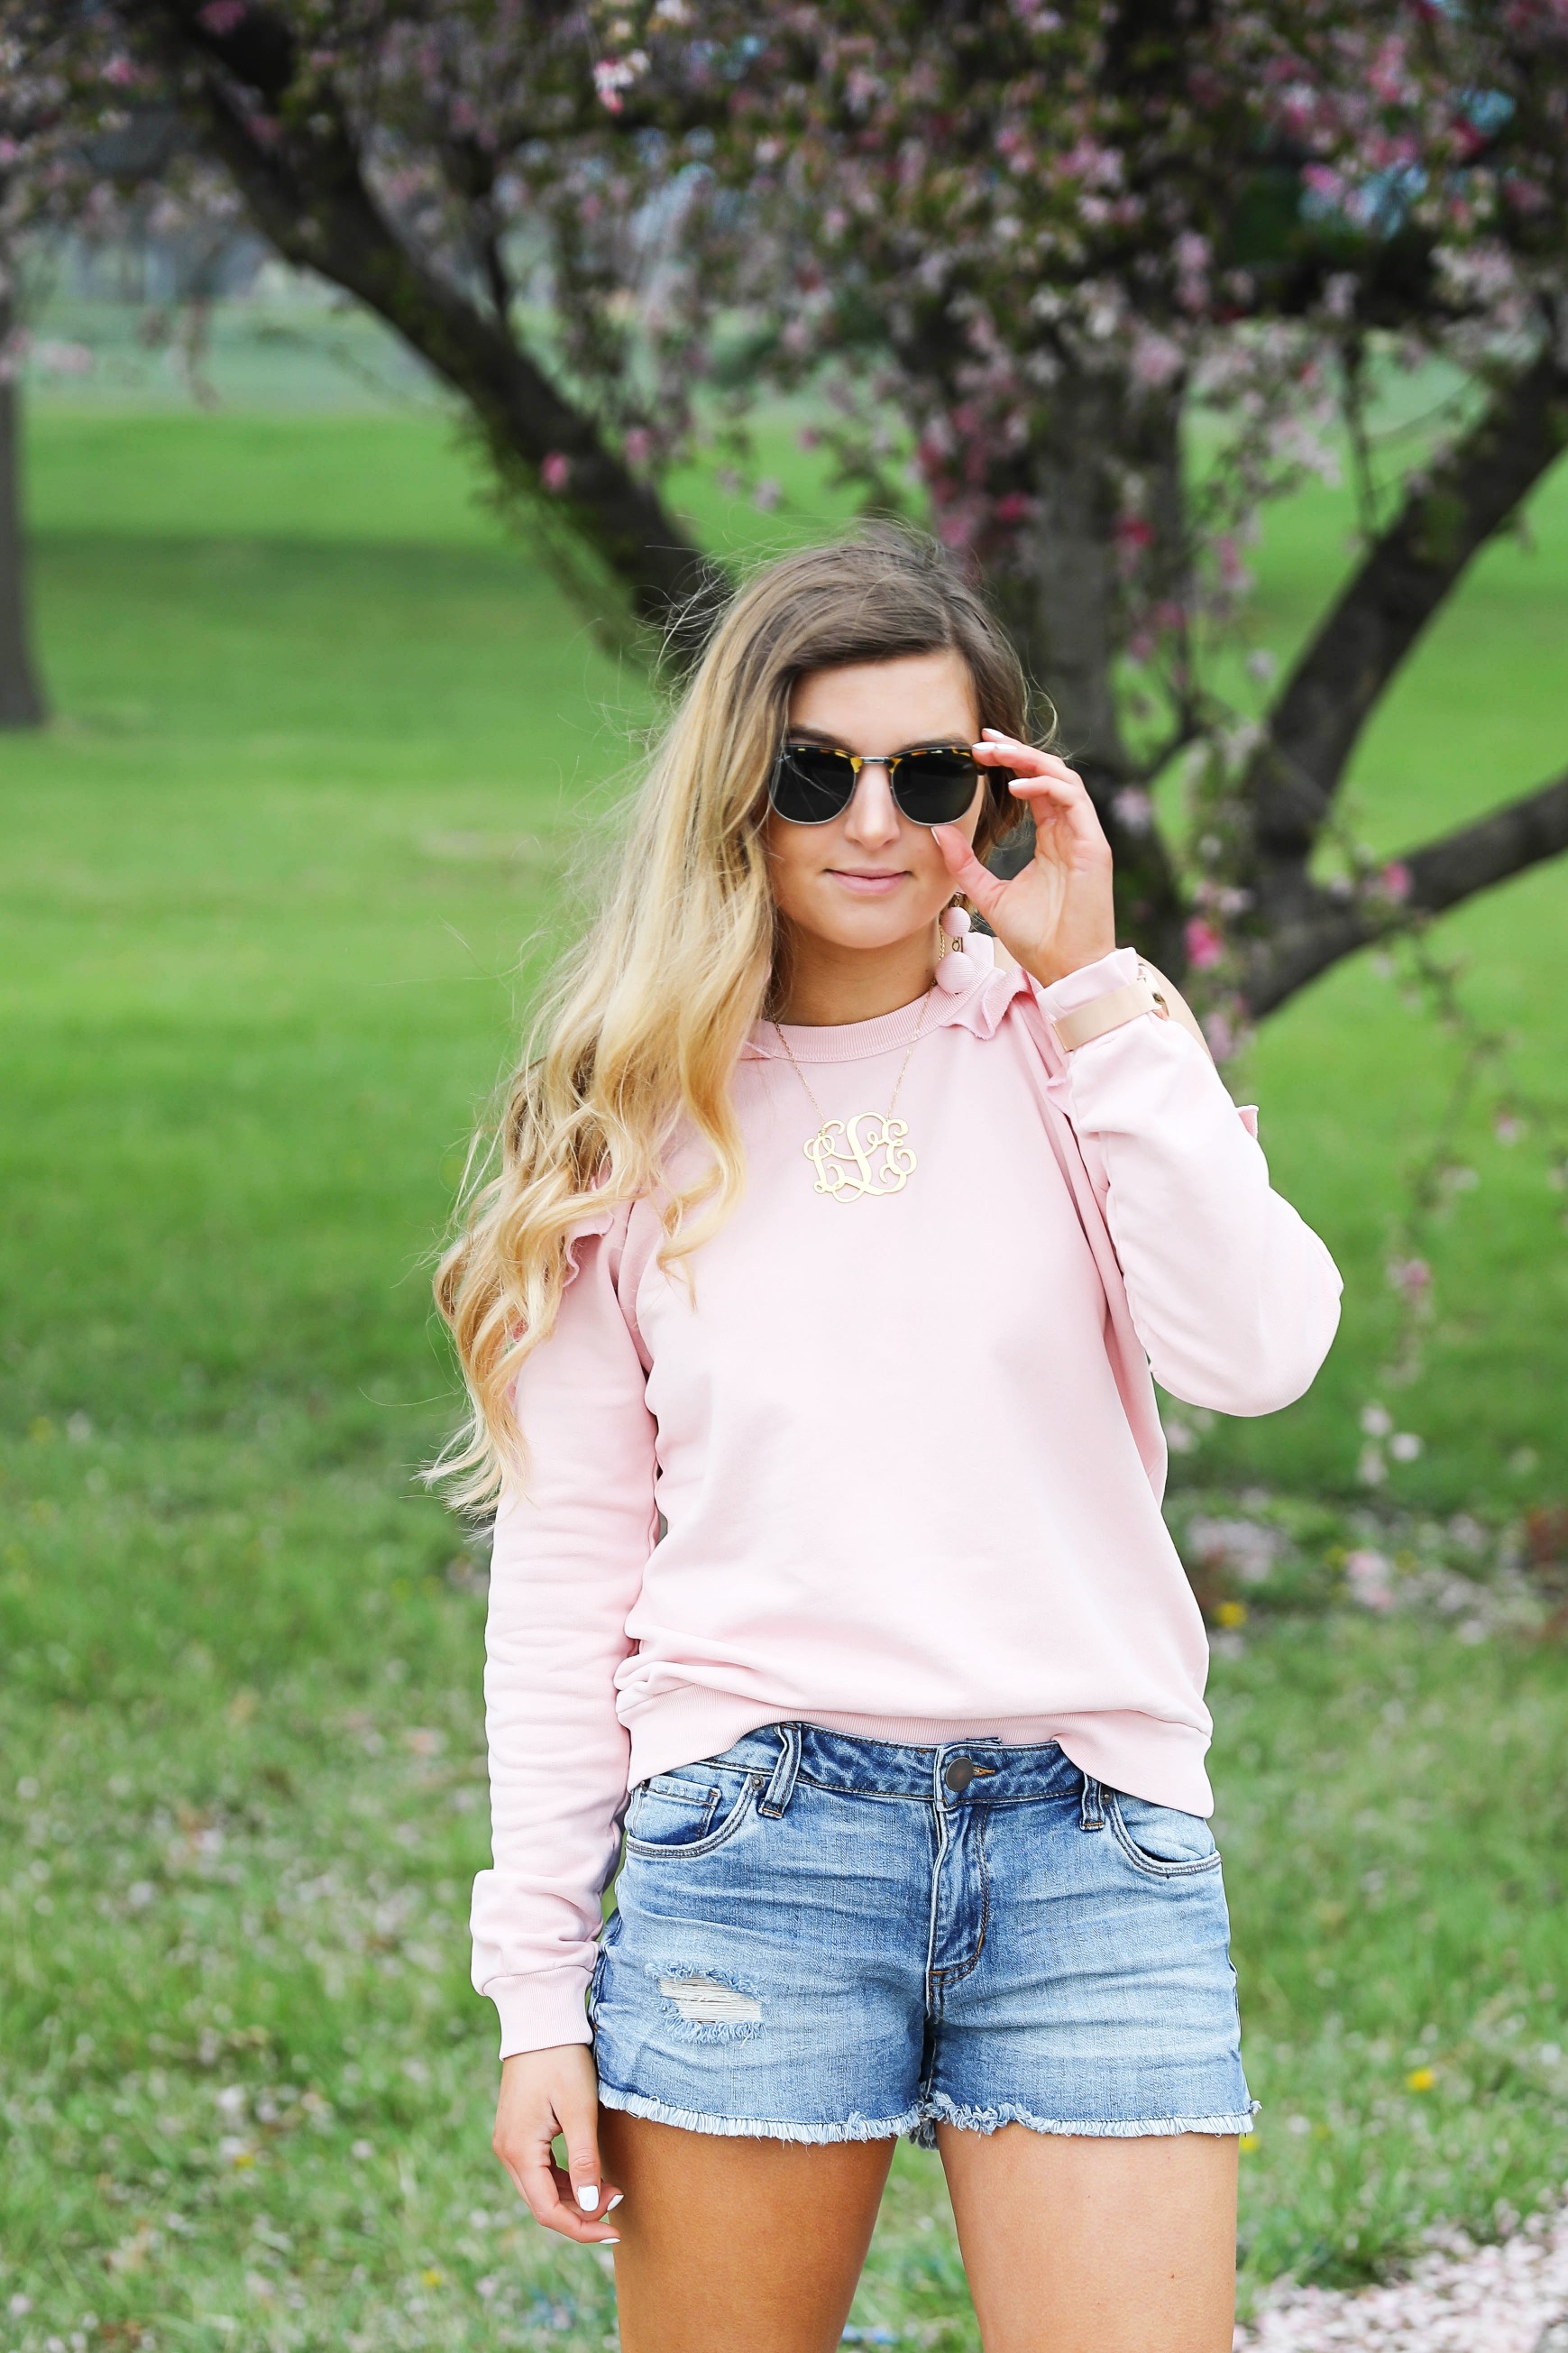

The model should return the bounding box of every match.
[197,0,247,31]
[1112,787,1153,836]
[1503,175,1548,215]
[32,340,95,377]
[622,427,654,468]
[1369,36,1413,105]
[540,452,572,493]
[1201,1011,1235,1062]
[1131,330,1184,389]
[1346,1548,1396,1608]
[1216,535,1248,590]
[1386,1255,1432,1302]
[1302,163,1346,204]
[1114,513,1154,579]
[1185,918,1224,972]
[592,55,647,114]
[1380,859,1412,902]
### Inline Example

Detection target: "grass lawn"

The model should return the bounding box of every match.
[2,385,1567,2347]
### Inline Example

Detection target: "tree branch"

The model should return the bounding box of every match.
[1243,340,1568,923]
[1243,765,1568,1016]
[119,0,725,641]
[480,229,510,331]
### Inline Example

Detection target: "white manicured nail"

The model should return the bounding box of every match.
[605,2191,624,2211]
[576,2184,600,2211]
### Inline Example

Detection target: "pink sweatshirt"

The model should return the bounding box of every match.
[473,943,1342,2056]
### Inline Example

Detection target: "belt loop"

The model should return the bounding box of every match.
[1078,1772,1105,1833]
[757,1723,802,1819]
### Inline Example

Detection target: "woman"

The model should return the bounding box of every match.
[436,529,1341,2353]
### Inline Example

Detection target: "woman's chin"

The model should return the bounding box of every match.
[786,886,943,954]
[807,911,934,956]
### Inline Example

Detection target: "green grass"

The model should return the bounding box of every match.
[2,386,1567,2346]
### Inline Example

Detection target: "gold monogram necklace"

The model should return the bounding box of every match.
[772,985,935,1202]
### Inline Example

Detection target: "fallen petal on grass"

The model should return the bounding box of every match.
[1236,2190,1568,2348]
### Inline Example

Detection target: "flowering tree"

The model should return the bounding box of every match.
[33,0,1568,1027]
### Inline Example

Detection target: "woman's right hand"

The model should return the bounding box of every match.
[493,2045,624,2242]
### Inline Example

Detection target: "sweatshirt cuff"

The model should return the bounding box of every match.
[487,1966,593,2060]
[1031,945,1141,1020]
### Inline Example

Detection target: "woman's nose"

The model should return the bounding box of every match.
[845,760,901,845]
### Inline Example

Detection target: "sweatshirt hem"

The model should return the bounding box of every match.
[624,1690,1215,1816]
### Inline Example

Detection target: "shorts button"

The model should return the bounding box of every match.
[943,1758,976,1794]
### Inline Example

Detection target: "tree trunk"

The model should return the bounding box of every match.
[992,361,1187,970]
[0,291,46,731]
[121,0,723,653]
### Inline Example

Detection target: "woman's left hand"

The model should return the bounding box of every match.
[934,731,1117,988]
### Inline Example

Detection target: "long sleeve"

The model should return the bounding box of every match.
[1033,951,1343,1416]
[471,1211,658,2058]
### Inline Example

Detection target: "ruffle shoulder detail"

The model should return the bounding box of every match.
[560,1192,632,1286]
[931,933,1034,1040]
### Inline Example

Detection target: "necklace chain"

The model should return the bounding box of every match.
[772,984,934,1122]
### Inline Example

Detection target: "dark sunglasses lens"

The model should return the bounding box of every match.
[894,750,984,825]
[771,748,857,823]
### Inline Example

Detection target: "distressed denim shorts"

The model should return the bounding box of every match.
[589,1723,1256,2147]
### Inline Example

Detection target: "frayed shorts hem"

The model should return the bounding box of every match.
[598,2079,1261,2149]
[913,2092,1261,2149]
[597,2080,926,2144]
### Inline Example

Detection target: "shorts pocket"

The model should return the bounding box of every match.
[1105,1788,1222,1880]
[623,1765,762,1860]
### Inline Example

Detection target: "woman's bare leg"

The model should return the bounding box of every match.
[601,2109,896,2353]
[937,2124,1238,2353]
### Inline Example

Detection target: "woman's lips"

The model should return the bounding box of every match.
[827,869,907,896]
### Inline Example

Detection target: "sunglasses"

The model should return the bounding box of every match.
[768,740,998,828]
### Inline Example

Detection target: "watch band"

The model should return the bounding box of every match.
[1050,963,1171,1053]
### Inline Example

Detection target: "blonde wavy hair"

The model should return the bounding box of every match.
[433,526,1034,1504]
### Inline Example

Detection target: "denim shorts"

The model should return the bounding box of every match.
[589,1723,1256,2147]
